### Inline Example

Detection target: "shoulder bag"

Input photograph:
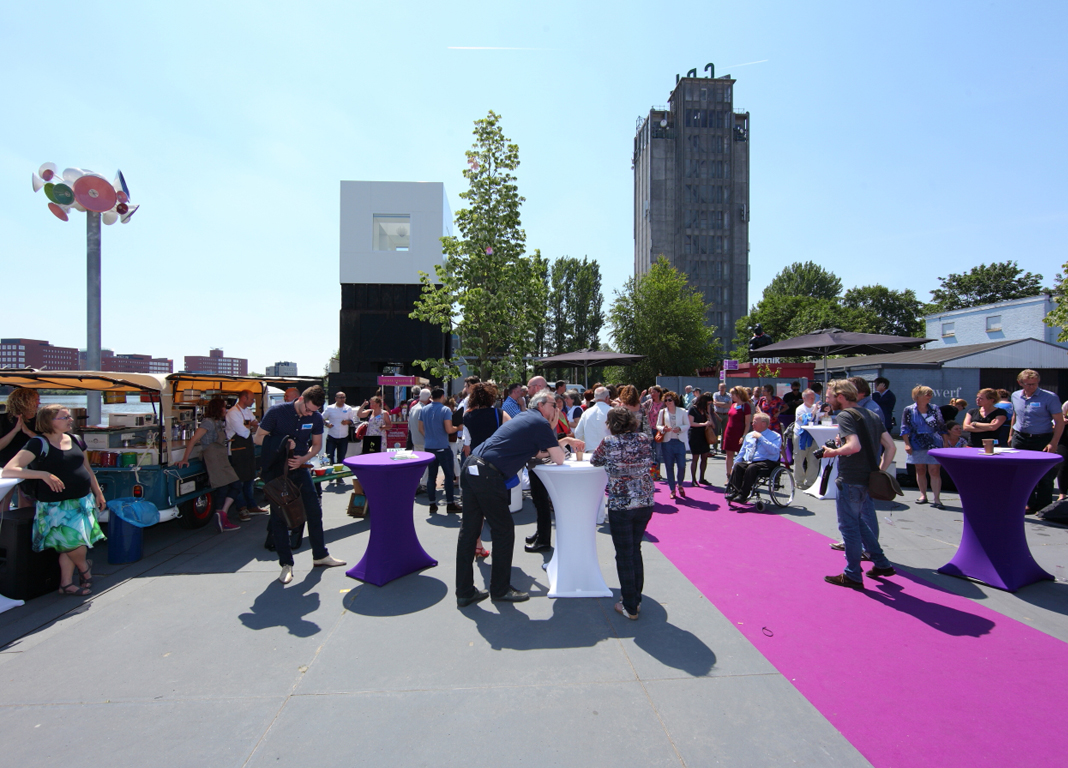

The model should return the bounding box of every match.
[848,408,903,501]
[654,409,667,442]
[263,448,306,529]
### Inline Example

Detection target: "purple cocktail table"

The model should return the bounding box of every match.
[343,451,437,586]
[930,447,1062,591]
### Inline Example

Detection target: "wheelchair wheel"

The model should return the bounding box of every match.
[769,467,795,507]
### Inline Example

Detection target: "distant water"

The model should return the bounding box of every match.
[1,394,158,422]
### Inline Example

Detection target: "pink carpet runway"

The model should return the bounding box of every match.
[646,483,1068,767]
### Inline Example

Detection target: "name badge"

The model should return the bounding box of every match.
[301,423,312,430]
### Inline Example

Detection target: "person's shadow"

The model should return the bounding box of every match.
[238,568,325,637]
[863,575,996,637]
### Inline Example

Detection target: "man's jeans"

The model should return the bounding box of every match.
[427,448,456,505]
[236,479,256,510]
[268,468,329,567]
[325,436,349,465]
[835,479,892,582]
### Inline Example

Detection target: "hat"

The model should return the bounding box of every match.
[418,388,431,401]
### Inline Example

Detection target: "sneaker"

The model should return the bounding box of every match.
[867,565,897,578]
[446,502,462,513]
[247,506,270,516]
[614,601,638,620]
[279,565,293,584]
[313,555,347,568]
[237,508,252,522]
[217,513,239,532]
[824,573,864,590]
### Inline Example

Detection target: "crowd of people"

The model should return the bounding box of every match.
[1,368,1064,601]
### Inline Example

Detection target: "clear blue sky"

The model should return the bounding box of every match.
[2,1,1065,373]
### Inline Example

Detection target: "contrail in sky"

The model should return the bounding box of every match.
[722,59,769,68]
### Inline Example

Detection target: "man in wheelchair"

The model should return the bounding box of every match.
[725,413,783,503]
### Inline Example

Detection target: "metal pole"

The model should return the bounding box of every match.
[87,212,102,426]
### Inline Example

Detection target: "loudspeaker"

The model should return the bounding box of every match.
[0,507,61,600]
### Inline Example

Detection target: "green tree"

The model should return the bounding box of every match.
[842,285,927,337]
[732,295,880,361]
[547,256,604,353]
[410,111,545,384]
[607,257,722,385]
[929,261,1044,312]
[1044,260,1068,340]
[763,261,842,301]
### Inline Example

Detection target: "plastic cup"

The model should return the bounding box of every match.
[983,439,995,454]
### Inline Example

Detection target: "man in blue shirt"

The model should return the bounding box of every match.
[255,385,346,584]
[725,413,783,505]
[456,390,584,607]
[502,382,524,418]
[1010,369,1065,512]
[419,387,461,514]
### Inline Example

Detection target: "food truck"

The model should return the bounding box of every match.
[0,370,321,528]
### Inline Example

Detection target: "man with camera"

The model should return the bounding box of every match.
[816,380,897,590]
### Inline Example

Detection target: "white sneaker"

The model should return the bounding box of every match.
[279,565,293,584]
[313,555,347,568]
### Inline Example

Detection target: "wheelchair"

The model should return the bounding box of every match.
[725,457,796,512]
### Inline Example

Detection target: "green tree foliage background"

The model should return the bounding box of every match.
[929,261,1044,312]
[607,257,722,385]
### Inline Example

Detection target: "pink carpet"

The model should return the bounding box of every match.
[647,482,1068,767]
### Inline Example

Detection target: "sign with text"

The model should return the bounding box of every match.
[723,359,739,370]
[378,375,418,387]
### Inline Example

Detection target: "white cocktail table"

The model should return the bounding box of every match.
[533,460,611,598]
[800,424,840,500]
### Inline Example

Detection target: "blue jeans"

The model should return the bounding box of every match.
[235,479,256,510]
[651,439,663,473]
[662,440,687,492]
[325,436,349,465]
[427,448,456,505]
[834,479,892,582]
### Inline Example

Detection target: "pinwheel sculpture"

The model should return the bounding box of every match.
[30,162,139,425]
[32,163,138,224]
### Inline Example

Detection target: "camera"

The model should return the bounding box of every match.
[812,439,838,461]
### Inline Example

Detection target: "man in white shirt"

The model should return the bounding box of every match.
[322,391,356,470]
[575,386,612,451]
[409,388,432,492]
[225,390,266,518]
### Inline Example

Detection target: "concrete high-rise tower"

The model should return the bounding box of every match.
[633,68,750,353]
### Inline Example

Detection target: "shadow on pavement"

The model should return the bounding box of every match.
[238,568,325,637]
[342,574,449,616]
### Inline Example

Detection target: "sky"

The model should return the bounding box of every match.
[2,1,1066,374]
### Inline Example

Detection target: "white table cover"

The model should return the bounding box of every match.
[800,424,840,500]
[533,460,612,598]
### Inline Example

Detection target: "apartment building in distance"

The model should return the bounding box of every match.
[633,65,750,353]
[1,338,79,369]
[266,361,298,376]
[184,348,248,376]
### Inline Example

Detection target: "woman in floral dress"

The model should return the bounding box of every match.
[591,407,655,621]
[2,404,106,596]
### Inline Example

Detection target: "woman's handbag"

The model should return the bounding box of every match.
[654,411,666,442]
[704,425,717,445]
[263,450,306,529]
[654,429,665,443]
[355,422,368,441]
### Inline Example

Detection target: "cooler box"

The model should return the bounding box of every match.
[0,507,61,600]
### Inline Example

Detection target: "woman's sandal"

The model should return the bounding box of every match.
[677,486,687,499]
[77,559,93,588]
[475,546,491,560]
[58,583,91,597]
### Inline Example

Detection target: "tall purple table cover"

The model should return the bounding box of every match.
[930,447,1061,592]
[343,451,437,586]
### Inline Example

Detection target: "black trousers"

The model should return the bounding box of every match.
[457,457,515,599]
[609,504,654,615]
[727,460,778,497]
[1012,432,1058,510]
[529,464,553,545]
[267,468,329,567]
